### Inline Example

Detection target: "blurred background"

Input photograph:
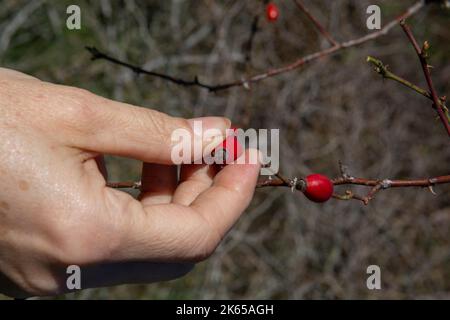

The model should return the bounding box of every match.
[1,0,449,299]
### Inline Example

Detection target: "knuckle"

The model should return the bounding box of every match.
[140,109,175,138]
[66,88,98,120]
[135,109,189,142]
[52,86,100,133]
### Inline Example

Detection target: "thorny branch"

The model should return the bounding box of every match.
[331,173,450,205]
[87,1,425,92]
[258,162,450,205]
[366,56,450,122]
[107,166,450,205]
[85,46,217,90]
[399,19,450,137]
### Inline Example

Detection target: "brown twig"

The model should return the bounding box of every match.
[332,175,450,188]
[106,170,450,205]
[332,174,450,205]
[85,47,218,91]
[366,56,450,122]
[293,0,339,47]
[87,1,425,92]
[400,19,450,137]
[256,169,450,205]
[106,181,141,189]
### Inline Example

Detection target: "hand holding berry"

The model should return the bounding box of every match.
[213,128,244,164]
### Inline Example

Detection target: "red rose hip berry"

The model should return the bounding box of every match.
[303,174,334,203]
[266,3,279,22]
[214,128,243,165]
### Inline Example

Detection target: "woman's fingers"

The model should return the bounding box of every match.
[113,149,261,262]
[57,86,230,164]
[172,164,217,206]
[139,163,178,205]
[189,149,261,240]
[2,73,230,165]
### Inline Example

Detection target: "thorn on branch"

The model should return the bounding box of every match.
[109,169,450,205]
[428,185,437,195]
[367,54,450,125]
[289,177,298,193]
[422,40,430,59]
[338,160,352,180]
[85,46,221,91]
[86,46,103,61]
[331,162,450,204]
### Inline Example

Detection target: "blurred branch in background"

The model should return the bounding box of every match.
[86,1,426,92]
[293,0,339,47]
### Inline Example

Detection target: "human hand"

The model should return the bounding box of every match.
[0,68,261,297]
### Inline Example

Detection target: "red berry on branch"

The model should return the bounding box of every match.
[266,3,279,22]
[214,128,243,164]
[303,174,334,203]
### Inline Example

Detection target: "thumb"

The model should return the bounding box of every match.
[69,91,230,163]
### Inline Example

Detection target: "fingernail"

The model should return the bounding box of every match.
[188,117,231,136]
[188,117,231,161]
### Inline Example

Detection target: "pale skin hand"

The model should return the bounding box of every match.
[0,68,261,298]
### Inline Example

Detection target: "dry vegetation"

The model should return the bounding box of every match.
[1,0,450,299]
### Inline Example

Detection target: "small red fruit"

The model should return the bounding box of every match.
[214,128,243,164]
[266,3,279,22]
[303,174,334,203]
